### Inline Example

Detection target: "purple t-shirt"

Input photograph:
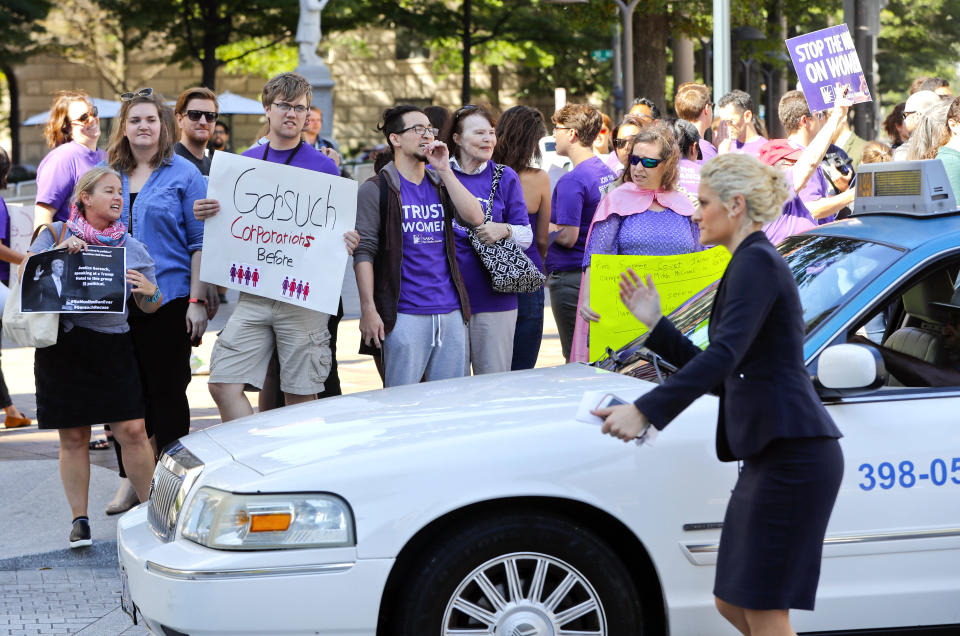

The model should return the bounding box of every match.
[732,137,768,157]
[545,157,617,273]
[241,141,338,176]
[697,139,718,164]
[788,141,834,225]
[451,163,530,313]
[0,198,9,282]
[763,194,816,245]
[35,142,107,222]
[676,158,701,200]
[396,174,460,314]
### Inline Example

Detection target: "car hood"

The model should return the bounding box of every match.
[199,364,647,476]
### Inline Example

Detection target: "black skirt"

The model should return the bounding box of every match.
[714,436,844,610]
[35,325,145,429]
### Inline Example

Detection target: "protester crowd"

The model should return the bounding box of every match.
[2,68,959,551]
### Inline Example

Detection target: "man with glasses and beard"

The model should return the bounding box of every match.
[353,105,484,387]
[174,87,219,177]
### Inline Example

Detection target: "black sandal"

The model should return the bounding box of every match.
[89,439,110,451]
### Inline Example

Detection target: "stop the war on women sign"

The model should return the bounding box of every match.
[199,151,358,315]
[786,24,872,112]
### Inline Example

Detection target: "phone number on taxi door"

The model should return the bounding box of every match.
[859,459,960,491]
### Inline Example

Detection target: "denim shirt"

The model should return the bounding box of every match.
[111,154,206,305]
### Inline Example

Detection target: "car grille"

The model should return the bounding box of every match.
[147,442,204,542]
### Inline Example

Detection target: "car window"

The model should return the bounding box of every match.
[601,234,902,377]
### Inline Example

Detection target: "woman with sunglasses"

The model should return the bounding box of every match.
[106,88,207,460]
[445,105,534,375]
[493,105,551,370]
[35,90,106,228]
[604,113,653,176]
[570,122,700,363]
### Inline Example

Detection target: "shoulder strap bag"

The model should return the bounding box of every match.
[467,164,545,294]
[2,223,68,348]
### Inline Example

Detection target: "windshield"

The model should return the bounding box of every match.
[598,234,903,375]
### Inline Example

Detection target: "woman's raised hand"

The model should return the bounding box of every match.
[619,268,662,329]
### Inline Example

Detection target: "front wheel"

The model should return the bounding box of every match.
[389,513,644,635]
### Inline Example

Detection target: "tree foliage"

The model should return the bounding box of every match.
[111,0,301,90]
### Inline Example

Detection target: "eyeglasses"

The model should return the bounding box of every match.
[271,102,309,114]
[186,110,218,122]
[71,106,99,125]
[629,155,665,168]
[120,88,153,101]
[553,126,572,133]
[399,124,439,137]
[613,138,632,149]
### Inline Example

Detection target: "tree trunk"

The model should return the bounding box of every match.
[461,0,472,106]
[632,10,668,114]
[488,65,500,110]
[202,40,218,90]
[765,0,787,139]
[1,63,21,165]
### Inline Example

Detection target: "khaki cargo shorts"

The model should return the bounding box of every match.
[209,293,331,396]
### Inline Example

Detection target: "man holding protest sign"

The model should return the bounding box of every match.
[193,72,358,422]
[354,105,485,388]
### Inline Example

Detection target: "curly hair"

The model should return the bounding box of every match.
[492,105,546,174]
[552,103,603,147]
[43,90,92,149]
[622,121,680,191]
[700,154,791,224]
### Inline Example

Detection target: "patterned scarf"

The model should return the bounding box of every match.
[66,202,127,247]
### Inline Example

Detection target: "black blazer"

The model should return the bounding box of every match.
[635,231,841,461]
[37,275,64,311]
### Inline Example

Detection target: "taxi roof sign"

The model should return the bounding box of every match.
[854,159,956,216]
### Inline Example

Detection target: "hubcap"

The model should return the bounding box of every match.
[441,552,606,635]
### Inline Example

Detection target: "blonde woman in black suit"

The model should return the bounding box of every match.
[595,153,843,636]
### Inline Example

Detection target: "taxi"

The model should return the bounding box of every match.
[118,160,960,635]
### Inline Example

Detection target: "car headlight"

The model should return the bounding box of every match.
[180,487,355,550]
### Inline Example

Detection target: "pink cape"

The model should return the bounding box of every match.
[569,183,696,363]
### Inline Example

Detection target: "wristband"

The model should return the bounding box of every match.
[148,287,161,303]
[188,297,206,306]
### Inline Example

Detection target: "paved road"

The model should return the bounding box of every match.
[0,275,566,634]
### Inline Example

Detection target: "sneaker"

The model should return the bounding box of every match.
[69,518,92,549]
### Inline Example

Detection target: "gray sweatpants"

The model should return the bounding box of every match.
[466,309,518,375]
[383,310,468,387]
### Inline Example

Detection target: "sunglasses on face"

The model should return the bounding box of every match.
[629,155,665,168]
[186,110,218,123]
[72,106,99,125]
[613,137,631,149]
[121,87,153,101]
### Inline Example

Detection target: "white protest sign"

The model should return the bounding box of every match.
[200,152,358,315]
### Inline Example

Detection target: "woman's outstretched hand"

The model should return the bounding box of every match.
[619,268,663,329]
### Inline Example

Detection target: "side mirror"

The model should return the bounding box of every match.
[816,344,887,395]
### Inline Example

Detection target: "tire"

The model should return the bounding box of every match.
[389,512,644,635]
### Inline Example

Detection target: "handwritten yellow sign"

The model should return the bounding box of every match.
[588,247,731,360]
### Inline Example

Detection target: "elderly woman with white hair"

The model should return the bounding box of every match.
[593,153,844,636]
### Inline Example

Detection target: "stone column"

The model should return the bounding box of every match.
[297,62,335,142]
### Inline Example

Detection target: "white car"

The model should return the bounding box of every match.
[119,162,960,635]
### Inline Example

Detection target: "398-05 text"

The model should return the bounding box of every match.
[859,459,960,491]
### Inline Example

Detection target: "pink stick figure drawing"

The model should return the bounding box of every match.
[302,281,309,301]
[289,278,297,296]
[237,265,245,283]
[252,268,259,288]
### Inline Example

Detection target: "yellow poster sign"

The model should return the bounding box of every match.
[588,247,731,360]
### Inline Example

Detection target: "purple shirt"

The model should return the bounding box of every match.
[732,136,768,157]
[545,157,617,273]
[35,142,107,222]
[763,194,816,245]
[676,158,701,201]
[789,141,834,224]
[396,174,460,314]
[451,163,530,313]
[241,141,338,176]
[697,139,718,164]
[0,198,9,282]
[584,208,701,267]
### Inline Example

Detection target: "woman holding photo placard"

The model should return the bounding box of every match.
[29,166,161,548]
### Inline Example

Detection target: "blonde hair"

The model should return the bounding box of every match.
[72,166,122,217]
[700,154,791,224]
[861,141,892,164]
